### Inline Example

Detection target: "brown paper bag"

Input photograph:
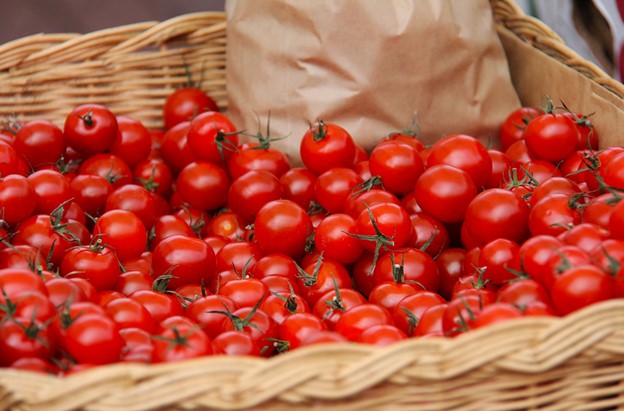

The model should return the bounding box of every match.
[225,0,522,162]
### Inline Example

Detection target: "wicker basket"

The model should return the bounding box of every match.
[1,1,624,410]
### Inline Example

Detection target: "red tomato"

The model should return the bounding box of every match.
[211,330,260,356]
[478,238,521,285]
[0,174,36,226]
[354,202,413,254]
[227,170,282,224]
[151,234,216,290]
[186,111,238,166]
[0,141,19,176]
[415,164,477,224]
[278,312,327,350]
[27,169,72,216]
[314,167,363,214]
[13,120,66,169]
[218,278,269,309]
[104,297,156,333]
[551,265,613,315]
[369,140,424,195]
[523,112,579,163]
[163,87,219,130]
[427,134,492,189]
[60,242,122,292]
[463,188,530,246]
[500,107,543,150]
[108,116,152,167]
[0,317,54,366]
[369,282,419,313]
[133,158,174,198]
[64,104,119,155]
[487,149,512,188]
[70,174,114,218]
[130,290,185,324]
[279,167,317,210]
[473,303,523,328]
[78,153,134,188]
[373,248,440,293]
[220,306,277,357]
[408,213,450,257]
[62,313,124,365]
[357,324,407,346]
[93,209,147,263]
[227,141,291,180]
[253,199,312,258]
[296,256,352,306]
[159,121,195,175]
[334,303,394,342]
[392,291,445,336]
[152,316,212,362]
[343,187,401,220]
[313,213,363,265]
[529,193,582,237]
[186,295,238,339]
[176,161,230,211]
[104,184,157,229]
[300,121,356,175]
[312,287,366,330]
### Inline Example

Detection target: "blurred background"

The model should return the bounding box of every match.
[0,0,225,43]
[0,0,620,80]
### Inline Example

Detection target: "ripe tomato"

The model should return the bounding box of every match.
[529,193,582,237]
[211,330,260,356]
[133,158,174,198]
[279,167,317,210]
[159,121,196,175]
[368,140,424,195]
[472,303,523,328]
[523,112,579,163]
[278,312,327,350]
[152,316,212,363]
[312,287,366,330]
[60,242,122,292]
[253,199,312,258]
[104,297,156,333]
[415,164,477,224]
[463,188,530,246]
[334,303,394,342]
[0,141,19,176]
[392,291,445,336]
[296,256,352,306]
[130,290,185,324]
[551,265,613,315]
[300,121,356,175]
[357,324,407,346]
[13,120,66,169]
[176,161,230,211]
[478,238,521,285]
[186,111,238,165]
[354,202,413,254]
[314,167,362,214]
[427,134,492,189]
[151,234,216,290]
[104,184,157,229]
[109,116,152,167]
[227,141,291,180]
[372,248,440,293]
[163,87,219,130]
[27,169,72,216]
[408,213,450,257]
[0,174,36,226]
[64,104,119,155]
[0,317,54,366]
[62,313,124,365]
[70,174,114,218]
[313,213,363,265]
[78,153,133,188]
[499,106,543,150]
[227,170,282,224]
[93,209,148,263]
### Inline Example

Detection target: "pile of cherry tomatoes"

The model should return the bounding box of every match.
[0,87,622,375]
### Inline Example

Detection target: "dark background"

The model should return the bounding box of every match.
[0,0,226,44]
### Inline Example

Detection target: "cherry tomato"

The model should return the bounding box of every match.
[253,199,312,258]
[369,140,424,195]
[415,164,477,224]
[523,112,579,163]
[186,111,238,166]
[93,209,147,263]
[64,104,119,155]
[163,87,219,130]
[300,121,356,175]
[176,161,230,211]
[13,120,66,169]
[427,134,492,189]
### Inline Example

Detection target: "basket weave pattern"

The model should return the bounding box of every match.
[1,1,624,410]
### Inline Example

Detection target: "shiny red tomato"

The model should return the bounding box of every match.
[300,121,356,175]
[163,87,219,130]
[186,111,238,166]
[64,104,119,155]
[253,199,312,258]
[427,134,492,189]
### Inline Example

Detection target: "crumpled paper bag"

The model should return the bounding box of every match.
[225,0,522,162]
